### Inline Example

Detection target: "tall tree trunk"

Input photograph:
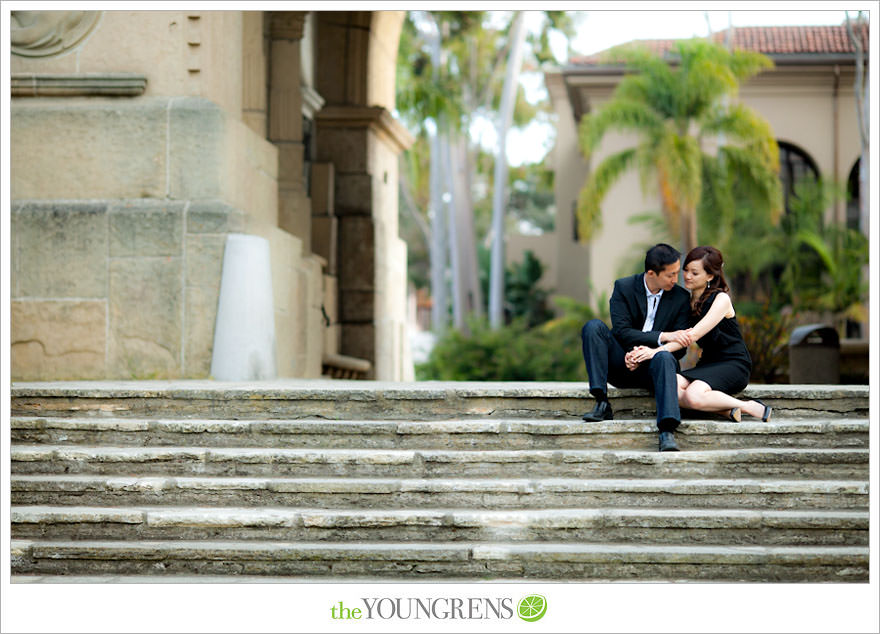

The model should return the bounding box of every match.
[685,206,698,255]
[856,74,869,237]
[429,129,449,334]
[488,11,527,329]
[399,165,431,248]
[441,132,464,330]
[845,12,869,236]
[425,13,449,334]
[845,11,869,338]
[452,133,483,319]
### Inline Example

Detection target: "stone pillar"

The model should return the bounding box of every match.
[268,11,311,248]
[241,11,268,137]
[315,106,413,379]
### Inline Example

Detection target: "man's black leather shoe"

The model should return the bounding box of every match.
[658,431,680,452]
[582,400,613,422]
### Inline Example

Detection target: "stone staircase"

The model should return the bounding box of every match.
[10,381,870,582]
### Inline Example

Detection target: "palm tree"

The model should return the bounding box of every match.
[576,39,783,254]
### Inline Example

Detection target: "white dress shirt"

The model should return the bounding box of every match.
[642,277,665,346]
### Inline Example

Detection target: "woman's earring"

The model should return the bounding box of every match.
[706,280,710,290]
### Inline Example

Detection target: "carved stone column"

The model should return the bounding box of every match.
[268,11,311,248]
[315,105,413,378]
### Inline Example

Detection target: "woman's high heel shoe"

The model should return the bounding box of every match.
[727,408,741,422]
[753,400,772,422]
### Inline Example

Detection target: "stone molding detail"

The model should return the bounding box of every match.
[11,11,102,58]
[11,73,147,97]
[315,105,415,154]
[270,11,307,41]
[301,85,325,119]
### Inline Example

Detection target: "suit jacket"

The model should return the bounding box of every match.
[609,273,691,360]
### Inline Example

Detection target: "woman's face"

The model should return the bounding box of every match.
[683,258,714,291]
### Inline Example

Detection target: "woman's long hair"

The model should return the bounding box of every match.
[684,246,730,316]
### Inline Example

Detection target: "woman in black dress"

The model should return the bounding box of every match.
[629,246,771,421]
[677,246,769,421]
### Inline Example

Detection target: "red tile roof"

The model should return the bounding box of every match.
[571,24,869,65]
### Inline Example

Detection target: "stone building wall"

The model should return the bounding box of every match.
[10,9,413,381]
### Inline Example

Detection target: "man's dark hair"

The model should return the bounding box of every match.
[644,243,681,274]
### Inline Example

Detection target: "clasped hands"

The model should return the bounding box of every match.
[625,329,694,371]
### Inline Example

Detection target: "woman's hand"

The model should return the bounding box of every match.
[665,329,694,347]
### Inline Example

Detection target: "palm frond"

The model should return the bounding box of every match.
[576,148,638,241]
[794,229,836,272]
[719,146,784,223]
[656,133,702,208]
[728,49,775,82]
[577,99,664,159]
[702,104,778,167]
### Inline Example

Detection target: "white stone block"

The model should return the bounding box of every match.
[210,234,277,380]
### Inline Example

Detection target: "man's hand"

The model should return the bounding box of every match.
[662,329,694,348]
[629,345,660,365]
[624,349,640,371]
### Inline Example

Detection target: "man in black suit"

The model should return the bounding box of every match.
[580,243,692,451]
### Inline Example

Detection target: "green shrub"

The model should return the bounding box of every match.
[416,317,586,381]
[417,291,612,382]
[738,303,792,383]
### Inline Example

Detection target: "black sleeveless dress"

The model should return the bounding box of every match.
[680,292,752,394]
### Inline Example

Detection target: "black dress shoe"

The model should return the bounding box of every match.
[658,431,680,452]
[754,400,772,422]
[582,400,613,422]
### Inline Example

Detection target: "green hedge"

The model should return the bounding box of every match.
[416,317,589,381]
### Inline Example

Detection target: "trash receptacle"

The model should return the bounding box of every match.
[788,324,840,384]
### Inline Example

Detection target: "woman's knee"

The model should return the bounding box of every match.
[685,384,709,408]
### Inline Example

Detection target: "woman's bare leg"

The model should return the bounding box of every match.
[683,380,755,417]
[676,375,691,406]
[679,376,740,419]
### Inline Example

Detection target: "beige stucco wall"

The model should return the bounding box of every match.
[507,234,558,292]
[545,74,593,304]
[743,67,862,223]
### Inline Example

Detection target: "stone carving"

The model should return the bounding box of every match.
[11,10,102,58]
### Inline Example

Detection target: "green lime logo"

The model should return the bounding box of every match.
[517,595,547,622]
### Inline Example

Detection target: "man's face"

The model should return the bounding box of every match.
[647,261,680,292]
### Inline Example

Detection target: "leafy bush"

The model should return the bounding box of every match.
[417,289,610,381]
[504,250,554,327]
[738,303,793,383]
[416,317,585,381]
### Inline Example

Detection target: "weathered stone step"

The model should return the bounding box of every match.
[10,506,868,546]
[11,417,869,450]
[10,574,589,584]
[11,381,869,420]
[12,475,869,510]
[11,445,869,479]
[11,539,868,581]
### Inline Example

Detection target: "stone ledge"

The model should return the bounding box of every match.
[11,73,148,97]
[10,381,869,420]
[10,474,870,496]
[13,539,867,567]
[11,445,868,465]
[11,505,868,531]
[10,416,868,435]
[10,380,869,400]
